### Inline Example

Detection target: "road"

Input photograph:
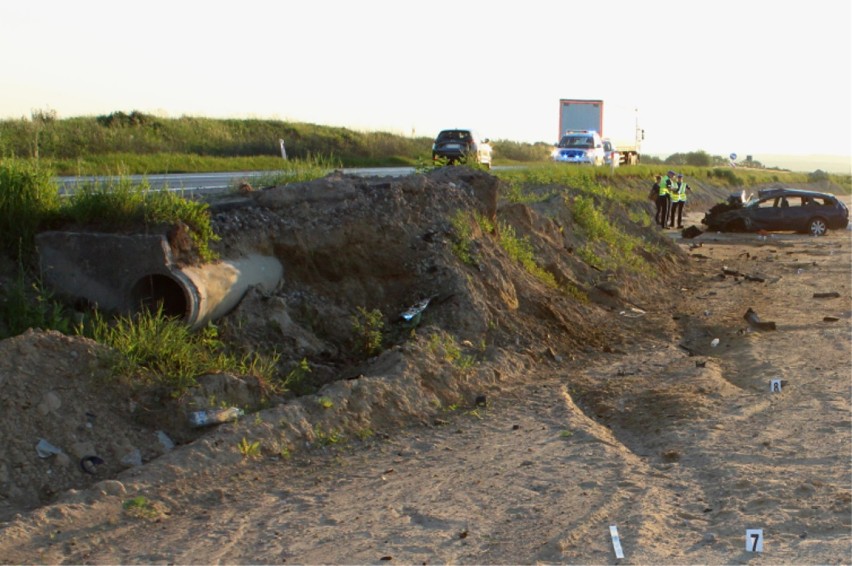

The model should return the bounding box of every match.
[55,166,522,195]
[55,167,417,194]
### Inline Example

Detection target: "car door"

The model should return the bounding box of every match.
[782,197,813,231]
[747,197,786,230]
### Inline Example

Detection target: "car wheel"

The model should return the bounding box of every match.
[808,217,828,236]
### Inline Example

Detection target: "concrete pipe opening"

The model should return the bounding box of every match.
[129,274,190,320]
[128,255,283,329]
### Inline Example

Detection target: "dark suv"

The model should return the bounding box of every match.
[702,188,849,236]
[431,129,492,169]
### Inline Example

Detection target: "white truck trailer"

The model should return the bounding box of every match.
[558,99,644,165]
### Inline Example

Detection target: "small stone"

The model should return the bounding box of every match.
[703,532,717,544]
[95,480,127,496]
[120,448,143,467]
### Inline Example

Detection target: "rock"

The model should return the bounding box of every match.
[95,480,127,497]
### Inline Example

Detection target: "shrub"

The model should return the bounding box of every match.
[0,159,59,259]
[351,306,384,357]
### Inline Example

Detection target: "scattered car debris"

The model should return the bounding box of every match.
[813,292,841,299]
[35,439,63,459]
[681,226,703,239]
[744,308,777,331]
[188,407,244,428]
[399,296,434,323]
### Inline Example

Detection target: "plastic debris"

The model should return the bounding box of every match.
[400,296,434,322]
[710,338,720,347]
[36,439,63,459]
[188,407,244,428]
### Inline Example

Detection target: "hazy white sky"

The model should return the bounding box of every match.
[1,0,850,160]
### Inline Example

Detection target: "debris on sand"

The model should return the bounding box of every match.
[744,307,777,331]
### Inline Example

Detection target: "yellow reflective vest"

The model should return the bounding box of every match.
[658,176,672,197]
[672,181,688,202]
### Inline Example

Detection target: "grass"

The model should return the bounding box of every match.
[86,306,280,399]
[238,437,262,459]
[0,158,60,259]
[570,194,654,274]
[282,358,314,395]
[3,112,848,193]
[313,425,344,446]
[234,154,343,188]
[450,209,477,265]
[122,496,161,520]
[493,161,850,193]
[0,157,220,263]
[497,222,559,289]
[0,261,76,339]
[427,331,477,372]
[351,306,384,357]
[63,177,220,262]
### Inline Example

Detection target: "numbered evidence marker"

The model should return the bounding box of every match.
[770,379,782,393]
[609,525,625,559]
[746,528,764,552]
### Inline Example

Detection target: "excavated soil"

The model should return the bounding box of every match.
[0,168,849,564]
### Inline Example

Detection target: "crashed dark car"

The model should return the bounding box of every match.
[702,188,849,236]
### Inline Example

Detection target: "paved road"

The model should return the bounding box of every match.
[55,167,417,194]
[55,166,520,195]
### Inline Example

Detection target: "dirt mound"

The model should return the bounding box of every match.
[0,167,684,520]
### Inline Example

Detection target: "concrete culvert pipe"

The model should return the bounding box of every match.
[36,232,283,329]
[131,254,284,329]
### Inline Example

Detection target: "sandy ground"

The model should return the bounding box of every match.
[1,167,851,566]
[0,202,849,565]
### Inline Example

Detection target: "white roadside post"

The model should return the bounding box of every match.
[280,139,288,160]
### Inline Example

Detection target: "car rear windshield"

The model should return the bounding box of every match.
[437,130,472,142]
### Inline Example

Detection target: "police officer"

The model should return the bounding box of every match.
[669,173,692,229]
[656,170,674,228]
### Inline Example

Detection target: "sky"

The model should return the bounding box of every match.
[1,0,850,171]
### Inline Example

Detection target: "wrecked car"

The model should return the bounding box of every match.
[701,188,849,236]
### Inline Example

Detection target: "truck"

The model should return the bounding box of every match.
[558,99,644,166]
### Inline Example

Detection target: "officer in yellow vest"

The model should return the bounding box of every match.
[656,170,674,228]
[669,173,692,229]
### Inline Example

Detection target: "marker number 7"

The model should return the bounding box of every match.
[746,529,764,552]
